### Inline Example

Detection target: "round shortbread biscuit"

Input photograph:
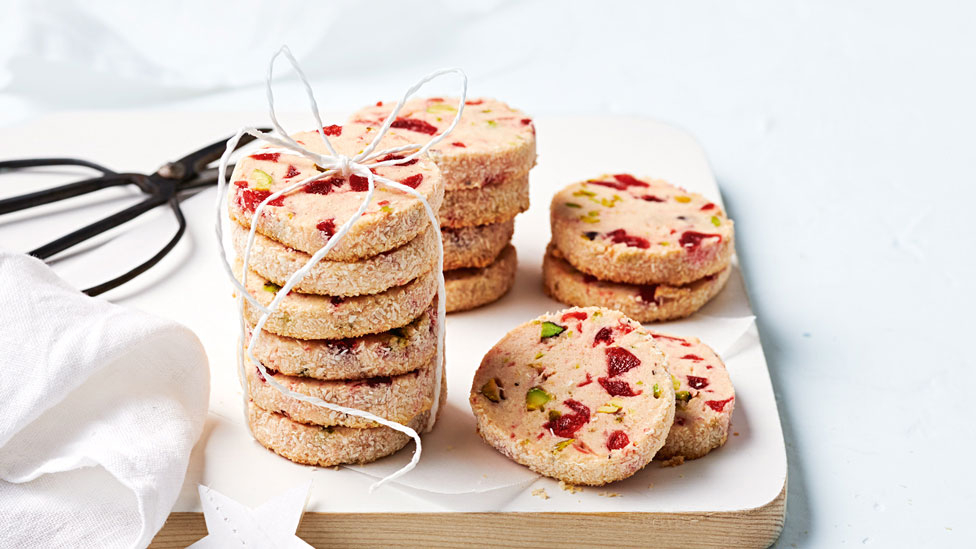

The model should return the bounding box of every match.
[470,307,675,486]
[439,172,529,229]
[228,123,444,260]
[232,221,437,297]
[650,332,735,461]
[442,219,514,271]
[445,244,517,313]
[245,356,438,429]
[550,174,734,285]
[247,375,447,467]
[247,402,429,467]
[349,97,536,190]
[542,243,730,323]
[237,261,437,339]
[245,303,437,380]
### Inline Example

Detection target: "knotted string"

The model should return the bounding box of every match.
[214,45,465,490]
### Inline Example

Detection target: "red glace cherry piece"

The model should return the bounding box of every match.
[705,397,733,412]
[607,229,650,249]
[465,99,483,105]
[284,165,300,179]
[304,177,343,195]
[452,142,466,147]
[681,354,704,361]
[593,327,614,347]
[578,373,593,387]
[679,231,722,250]
[561,311,588,322]
[400,174,424,188]
[250,152,280,162]
[597,377,642,397]
[316,219,336,238]
[606,347,641,377]
[687,376,709,389]
[641,195,665,202]
[544,399,591,438]
[349,175,370,192]
[237,188,283,212]
[700,203,715,211]
[378,153,418,166]
[638,284,659,304]
[320,125,342,136]
[391,118,438,135]
[607,430,630,450]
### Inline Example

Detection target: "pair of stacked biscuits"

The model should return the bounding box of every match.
[228,123,445,466]
[350,98,536,312]
[470,307,736,486]
[544,174,735,322]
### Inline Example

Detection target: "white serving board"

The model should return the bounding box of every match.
[0,112,785,518]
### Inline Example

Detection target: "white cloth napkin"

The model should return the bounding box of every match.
[0,250,210,548]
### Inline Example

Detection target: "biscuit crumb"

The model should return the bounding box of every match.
[532,488,550,500]
[647,482,654,490]
[559,481,583,494]
[734,432,740,436]
[659,456,685,467]
[332,466,340,471]
[598,491,621,498]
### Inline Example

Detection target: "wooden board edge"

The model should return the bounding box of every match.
[150,478,785,548]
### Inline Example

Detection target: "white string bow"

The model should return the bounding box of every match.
[213,45,466,491]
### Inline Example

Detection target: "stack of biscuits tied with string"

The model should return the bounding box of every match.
[351,97,536,312]
[228,122,446,466]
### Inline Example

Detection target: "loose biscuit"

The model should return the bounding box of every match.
[470,307,675,485]
[650,332,735,460]
[543,243,730,322]
[550,174,734,285]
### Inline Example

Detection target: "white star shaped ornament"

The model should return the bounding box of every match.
[190,482,313,548]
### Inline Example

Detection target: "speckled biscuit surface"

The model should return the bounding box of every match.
[247,402,430,467]
[442,219,514,271]
[350,97,536,190]
[245,356,438,429]
[237,261,437,340]
[470,307,675,485]
[245,303,437,380]
[232,222,437,297]
[228,123,444,260]
[445,244,517,313]
[650,332,735,460]
[542,243,731,323]
[550,174,734,285]
[439,172,529,228]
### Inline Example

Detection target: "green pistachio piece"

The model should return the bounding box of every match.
[548,410,562,422]
[672,375,680,391]
[553,439,575,453]
[675,390,692,402]
[481,378,503,402]
[487,120,498,128]
[526,387,553,411]
[565,202,582,208]
[652,383,662,398]
[540,321,566,339]
[534,351,545,359]
[263,281,281,293]
[711,215,721,227]
[251,169,273,191]
[426,103,457,113]
[675,195,691,203]
[597,403,621,413]
[573,189,596,198]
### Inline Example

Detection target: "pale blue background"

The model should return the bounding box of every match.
[1,1,974,546]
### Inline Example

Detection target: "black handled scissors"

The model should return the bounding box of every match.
[0,131,266,296]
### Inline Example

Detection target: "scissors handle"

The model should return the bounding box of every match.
[0,174,136,215]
